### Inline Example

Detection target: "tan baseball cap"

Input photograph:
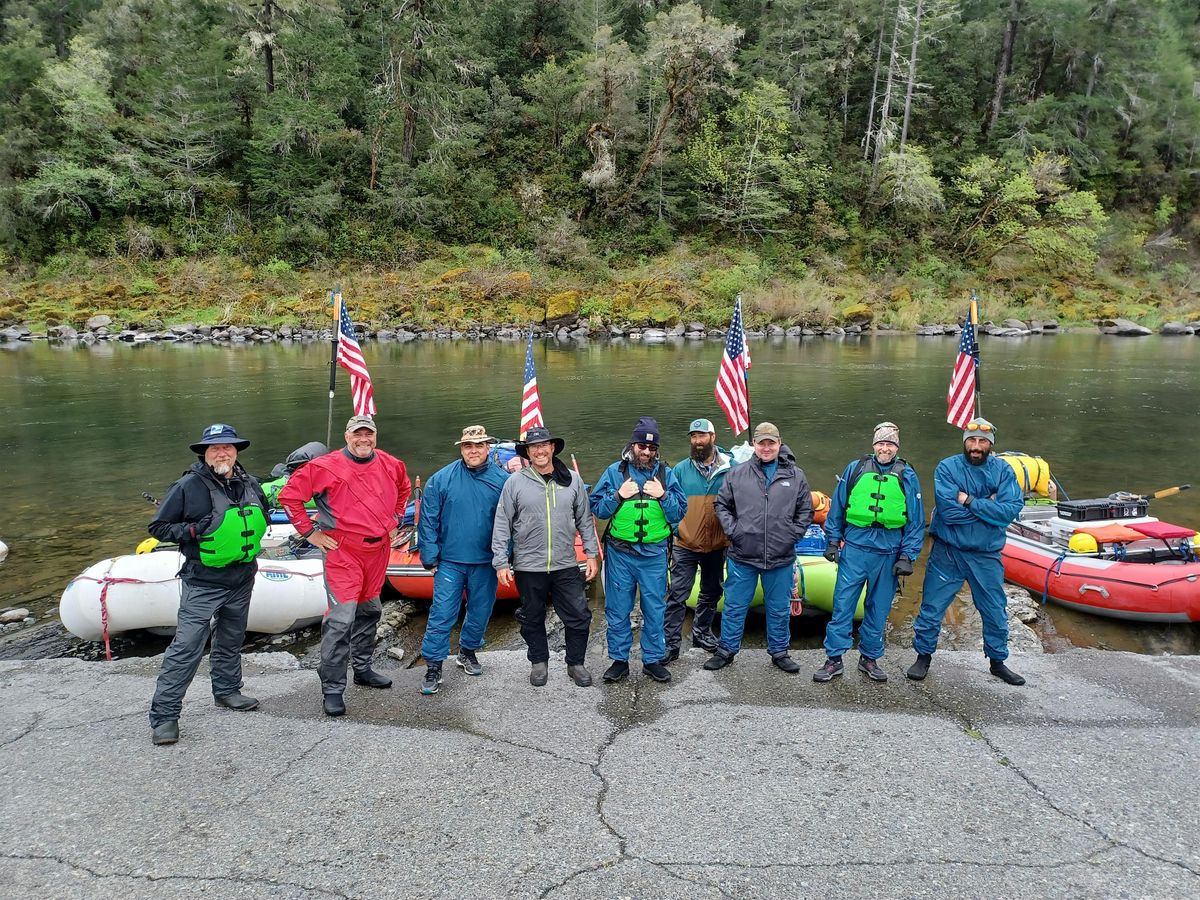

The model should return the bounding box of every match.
[345,415,377,433]
[752,422,781,443]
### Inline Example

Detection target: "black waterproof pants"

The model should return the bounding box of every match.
[514,567,592,665]
[149,575,253,727]
[664,546,725,652]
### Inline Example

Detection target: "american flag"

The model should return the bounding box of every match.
[336,295,376,416]
[714,297,752,436]
[946,309,979,428]
[519,329,544,438]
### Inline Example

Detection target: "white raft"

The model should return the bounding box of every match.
[59,546,327,642]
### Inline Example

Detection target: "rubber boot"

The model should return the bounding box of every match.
[989,659,1026,686]
[906,653,932,681]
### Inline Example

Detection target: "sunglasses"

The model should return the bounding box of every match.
[965,422,995,433]
[634,442,659,451]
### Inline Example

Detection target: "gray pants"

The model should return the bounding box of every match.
[149,576,253,727]
[318,595,382,694]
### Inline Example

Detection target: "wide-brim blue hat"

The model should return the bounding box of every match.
[189,423,250,454]
[516,426,565,458]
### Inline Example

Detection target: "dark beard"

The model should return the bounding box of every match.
[964,446,991,465]
[690,444,713,463]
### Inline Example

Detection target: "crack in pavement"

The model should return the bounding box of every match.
[920,691,1200,879]
[0,711,43,749]
[0,851,353,899]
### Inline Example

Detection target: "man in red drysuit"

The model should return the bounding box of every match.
[279,415,411,716]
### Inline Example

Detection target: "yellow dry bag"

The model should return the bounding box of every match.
[999,452,1051,498]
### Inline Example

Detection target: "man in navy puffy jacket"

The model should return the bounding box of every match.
[416,425,511,695]
[908,417,1026,685]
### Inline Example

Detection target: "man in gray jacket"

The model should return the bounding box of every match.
[705,422,813,674]
[492,426,600,687]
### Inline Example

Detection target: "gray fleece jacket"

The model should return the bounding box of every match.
[491,460,600,572]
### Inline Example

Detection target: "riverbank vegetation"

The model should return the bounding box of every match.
[1,1,1198,330]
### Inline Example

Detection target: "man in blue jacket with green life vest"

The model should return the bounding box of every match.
[815,422,925,684]
[908,417,1026,685]
[591,416,687,684]
[416,425,511,695]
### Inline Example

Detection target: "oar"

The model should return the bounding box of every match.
[1148,484,1191,500]
[571,453,604,563]
[142,491,159,507]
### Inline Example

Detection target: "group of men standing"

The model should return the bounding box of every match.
[146,409,1027,746]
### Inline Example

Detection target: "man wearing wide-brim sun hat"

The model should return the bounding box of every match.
[146,424,270,747]
[414,425,511,696]
[491,425,600,688]
[907,416,1026,686]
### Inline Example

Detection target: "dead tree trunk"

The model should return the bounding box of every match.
[982,0,1022,140]
[899,0,925,152]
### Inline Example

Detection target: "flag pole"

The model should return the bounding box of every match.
[738,293,750,435]
[969,289,980,418]
[326,285,341,447]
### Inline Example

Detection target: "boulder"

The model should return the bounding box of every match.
[0,608,31,624]
[840,302,873,325]
[785,326,803,337]
[1003,318,1027,330]
[667,322,686,337]
[686,321,705,333]
[1098,317,1152,336]
[766,324,785,335]
[48,325,78,340]
[642,328,668,342]
[170,324,196,335]
[85,314,113,330]
[1160,321,1192,336]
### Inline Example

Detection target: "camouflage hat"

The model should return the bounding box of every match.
[455,425,495,445]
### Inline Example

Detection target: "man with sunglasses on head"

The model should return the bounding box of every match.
[591,416,687,684]
[908,416,1026,685]
[147,424,270,746]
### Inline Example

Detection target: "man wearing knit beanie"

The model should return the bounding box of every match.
[815,422,925,684]
[907,416,1027,686]
[590,416,687,684]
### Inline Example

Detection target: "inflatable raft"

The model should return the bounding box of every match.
[1003,502,1200,622]
[60,541,328,643]
[684,526,866,620]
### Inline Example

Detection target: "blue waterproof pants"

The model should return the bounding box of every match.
[718,557,793,656]
[913,539,1009,661]
[603,546,668,664]
[420,561,499,664]
[824,547,897,660]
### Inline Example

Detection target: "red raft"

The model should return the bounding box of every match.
[1003,505,1200,623]
[386,530,588,601]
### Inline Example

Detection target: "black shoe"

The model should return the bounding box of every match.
[703,649,733,671]
[323,693,346,717]
[456,649,483,676]
[663,648,680,664]
[151,721,178,745]
[643,662,672,682]
[214,692,259,711]
[353,668,393,689]
[989,659,1026,686]
[858,656,888,682]
[691,635,719,652]
[907,653,932,681]
[422,664,443,695]
[602,661,630,683]
[812,657,844,682]
[567,664,593,687]
[771,653,801,674]
[530,662,548,686]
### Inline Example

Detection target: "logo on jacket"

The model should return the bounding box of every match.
[261,570,292,582]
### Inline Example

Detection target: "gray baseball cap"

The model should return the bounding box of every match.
[688,418,716,435]
[345,415,377,433]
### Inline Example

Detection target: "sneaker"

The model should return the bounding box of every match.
[989,659,1026,686]
[691,634,719,652]
[602,661,630,683]
[703,649,733,671]
[771,653,801,674]
[812,657,844,682]
[421,664,443,695]
[643,662,672,682]
[906,653,932,681]
[858,656,888,682]
[663,648,681,664]
[530,662,549,686]
[567,664,593,687]
[151,720,179,745]
[456,649,483,676]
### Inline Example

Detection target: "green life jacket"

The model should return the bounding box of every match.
[606,461,671,544]
[844,456,908,530]
[261,475,315,509]
[196,476,268,567]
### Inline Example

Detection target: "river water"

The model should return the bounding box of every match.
[2,332,1198,657]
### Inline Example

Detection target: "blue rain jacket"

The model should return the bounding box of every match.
[824,456,926,560]
[417,458,510,566]
[928,452,1022,553]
